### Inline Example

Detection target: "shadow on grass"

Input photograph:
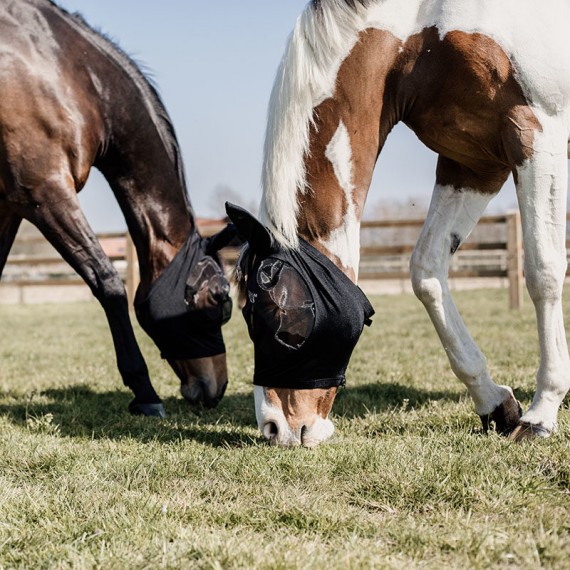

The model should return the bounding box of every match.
[334,381,463,418]
[335,382,557,423]
[3,381,535,445]
[0,385,260,447]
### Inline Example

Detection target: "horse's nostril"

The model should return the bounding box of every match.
[300,425,308,441]
[181,378,229,409]
[263,421,278,440]
[180,380,204,404]
[218,380,228,400]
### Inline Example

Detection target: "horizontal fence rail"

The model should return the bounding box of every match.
[0,223,238,307]
[358,212,524,309]
[3,212,570,309]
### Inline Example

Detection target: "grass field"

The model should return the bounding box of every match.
[1,287,569,569]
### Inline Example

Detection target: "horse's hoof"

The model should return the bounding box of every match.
[479,393,523,435]
[128,401,166,418]
[509,422,552,442]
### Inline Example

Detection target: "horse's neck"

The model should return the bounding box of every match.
[48,2,195,291]
[260,1,407,279]
[97,114,194,291]
[296,30,402,279]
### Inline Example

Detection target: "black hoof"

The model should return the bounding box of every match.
[128,401,166,418]
[479,395,523,436]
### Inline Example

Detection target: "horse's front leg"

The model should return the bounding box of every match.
[0,207,22,277]
[26,192,165,418]
[511,121,570,440]
[410,177,522,434]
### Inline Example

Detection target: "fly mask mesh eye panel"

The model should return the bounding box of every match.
[244,239,374,389]
[185,256,232,326]
[253,258,315,351]
[135,232,231,360]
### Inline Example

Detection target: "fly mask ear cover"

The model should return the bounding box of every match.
[225,202,374,389]
[134,228,234,360]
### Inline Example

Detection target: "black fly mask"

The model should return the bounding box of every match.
[135,226,235,360]
[226,203,374,389]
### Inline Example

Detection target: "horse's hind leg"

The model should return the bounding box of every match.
[511,118,570,440]
[410,166,522,434]
[26,191,165,417]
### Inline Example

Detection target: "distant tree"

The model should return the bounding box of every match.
[360,197,427,247]
[207,184,258,219]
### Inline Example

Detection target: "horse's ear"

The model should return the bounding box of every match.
[225,202,274,254]
[204,223,241,255]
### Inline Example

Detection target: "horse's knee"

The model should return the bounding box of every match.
[410,257,444,306]
[412,275,444,307]
[525,256,567,304]
[95,272,128,306]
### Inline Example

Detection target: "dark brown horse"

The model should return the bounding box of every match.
[0,0,234,416]
[229,0,570,446]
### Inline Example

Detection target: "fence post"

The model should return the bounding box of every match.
[506,210,523,310]
[126,233,139,309]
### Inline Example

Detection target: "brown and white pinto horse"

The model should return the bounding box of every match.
[0,0,233,416]
[242,0,570,446]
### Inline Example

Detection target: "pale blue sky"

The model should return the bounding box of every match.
[56,0,519,231]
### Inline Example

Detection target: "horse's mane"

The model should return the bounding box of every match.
[260,0,370,249]
[46,0,187,194]
[313,0,371,8]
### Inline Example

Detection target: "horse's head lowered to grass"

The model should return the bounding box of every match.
[227,203,373,447]
[135,225,236,408]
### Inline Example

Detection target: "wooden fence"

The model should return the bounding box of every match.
[0,222,239,307]
[2,232,138,306]
[359,211,523,309]
[2,210,565,310]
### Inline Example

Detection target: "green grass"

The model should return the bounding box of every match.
[1,288,569,569]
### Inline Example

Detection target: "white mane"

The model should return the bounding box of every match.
[260,0,368,249]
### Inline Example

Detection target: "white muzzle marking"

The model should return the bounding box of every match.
[253,386,335,447]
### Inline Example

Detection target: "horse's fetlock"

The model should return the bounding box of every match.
[120,361,150,386]
[457,366,487,387]
[102,275,126,297]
